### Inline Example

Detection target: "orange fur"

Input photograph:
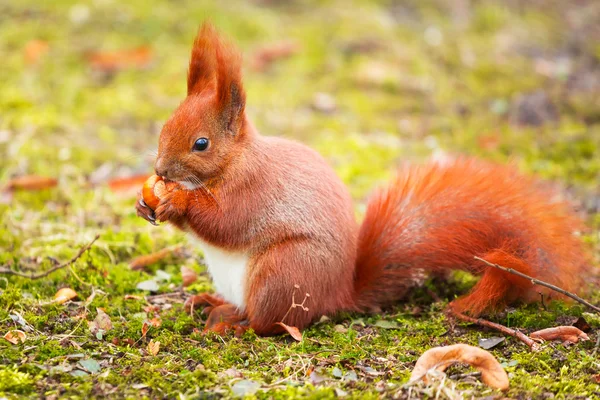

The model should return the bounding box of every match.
[355,158,589,316]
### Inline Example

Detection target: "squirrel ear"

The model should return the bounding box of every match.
[187,22,217,96]
[214,32,246,135]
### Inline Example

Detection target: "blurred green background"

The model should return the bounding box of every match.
[1,0,599,398]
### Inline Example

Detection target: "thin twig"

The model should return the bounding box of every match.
[474,256,600,314]
[449,307,540,351]
[0,235,100,279]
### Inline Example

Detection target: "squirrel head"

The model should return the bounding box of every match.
[155,22,247,188]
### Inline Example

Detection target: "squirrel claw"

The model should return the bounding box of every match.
[136,195,158,225]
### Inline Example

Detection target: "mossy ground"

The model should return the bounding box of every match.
[1,0,600,398]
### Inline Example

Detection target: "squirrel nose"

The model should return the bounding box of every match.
[154,158,168,178]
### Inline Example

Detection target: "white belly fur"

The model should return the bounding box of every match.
[187,235,249,311]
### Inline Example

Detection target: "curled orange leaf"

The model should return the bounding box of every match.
[88,46,153,72]
[530,326,589,344]
[275,322,303,342]
[181,266,198,287]
[129,246,183,271]
[4,330,26,345]
[54,287,78,304]
[147,339,160,356]
[410,344,509,391]
[5,175,57,191]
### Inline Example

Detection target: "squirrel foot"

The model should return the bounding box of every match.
[184,293,226,315]
[202,304,248,337]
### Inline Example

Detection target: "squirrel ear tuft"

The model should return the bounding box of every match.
[214,31,246,134]
[187,22,217,96]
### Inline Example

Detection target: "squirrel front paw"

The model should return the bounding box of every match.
[136,193,157,225]
[154,190,188,223]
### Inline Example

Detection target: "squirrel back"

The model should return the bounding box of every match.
[354,157,589,316]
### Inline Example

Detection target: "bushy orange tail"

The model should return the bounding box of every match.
[354,157,589,316]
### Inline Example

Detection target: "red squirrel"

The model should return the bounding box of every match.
[136,23,589,336]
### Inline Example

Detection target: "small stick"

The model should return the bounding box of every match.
[0,235,100,279]
[449,307,540,351]
[474,256,600,314]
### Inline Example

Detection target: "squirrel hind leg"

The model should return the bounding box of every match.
[450,249,536,317]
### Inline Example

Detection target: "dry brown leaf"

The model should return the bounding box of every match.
[275,322,303,342]
[181,266,198,287]
[149,317,162,328]
[410,344,509,391]
[129,246,182,270]
[5,175,58,191]
[3,330,26,345]
[24,39,49,64]
[141,321,149,338]
[54,287,78,304]
[124,295,143,300]
[106,174,151,195]
[530,326,589,343]
[251,41,298,72]
[88,46,153,72]
[147,339,160,356]
[88,308,113,336]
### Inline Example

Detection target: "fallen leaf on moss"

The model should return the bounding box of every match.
[275,322,302,341]
[79,358,101,374]
[54,288,78,304]
[3,330,26,344]
[106,174,151,195]
[231,379,261,397]
[87,46,153,72]
[129,246,183,270]
[24,39,49,64]
[478,336,505,350]
[136,279,159,292]
[149,317,162,328]
[409,343,509,391]
[181,266,197,287]
[530,326,589,343]
[141,321,149,338]
[88,308,113,339]
[251,41,298,72]
[5,175,57,191]
[147,339,160,356]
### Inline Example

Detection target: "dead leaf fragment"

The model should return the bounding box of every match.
[106,174,151,195]
[24,39,49,64]
[181,266,197,287]
[530,326,589,344]
[129,246,183,270]
[88,308,113,338]
[3,330,26,344]
[275,322,302,341]
[141,321,149,338]
[87,46,153,72]
[54,288,78,304]
[147,339,160,356]
[149,317,162,328]
[5,175,57,191]
[251,41,298,72]
[410,343,509,391]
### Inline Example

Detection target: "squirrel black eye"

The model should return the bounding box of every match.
[192,137,209,152]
